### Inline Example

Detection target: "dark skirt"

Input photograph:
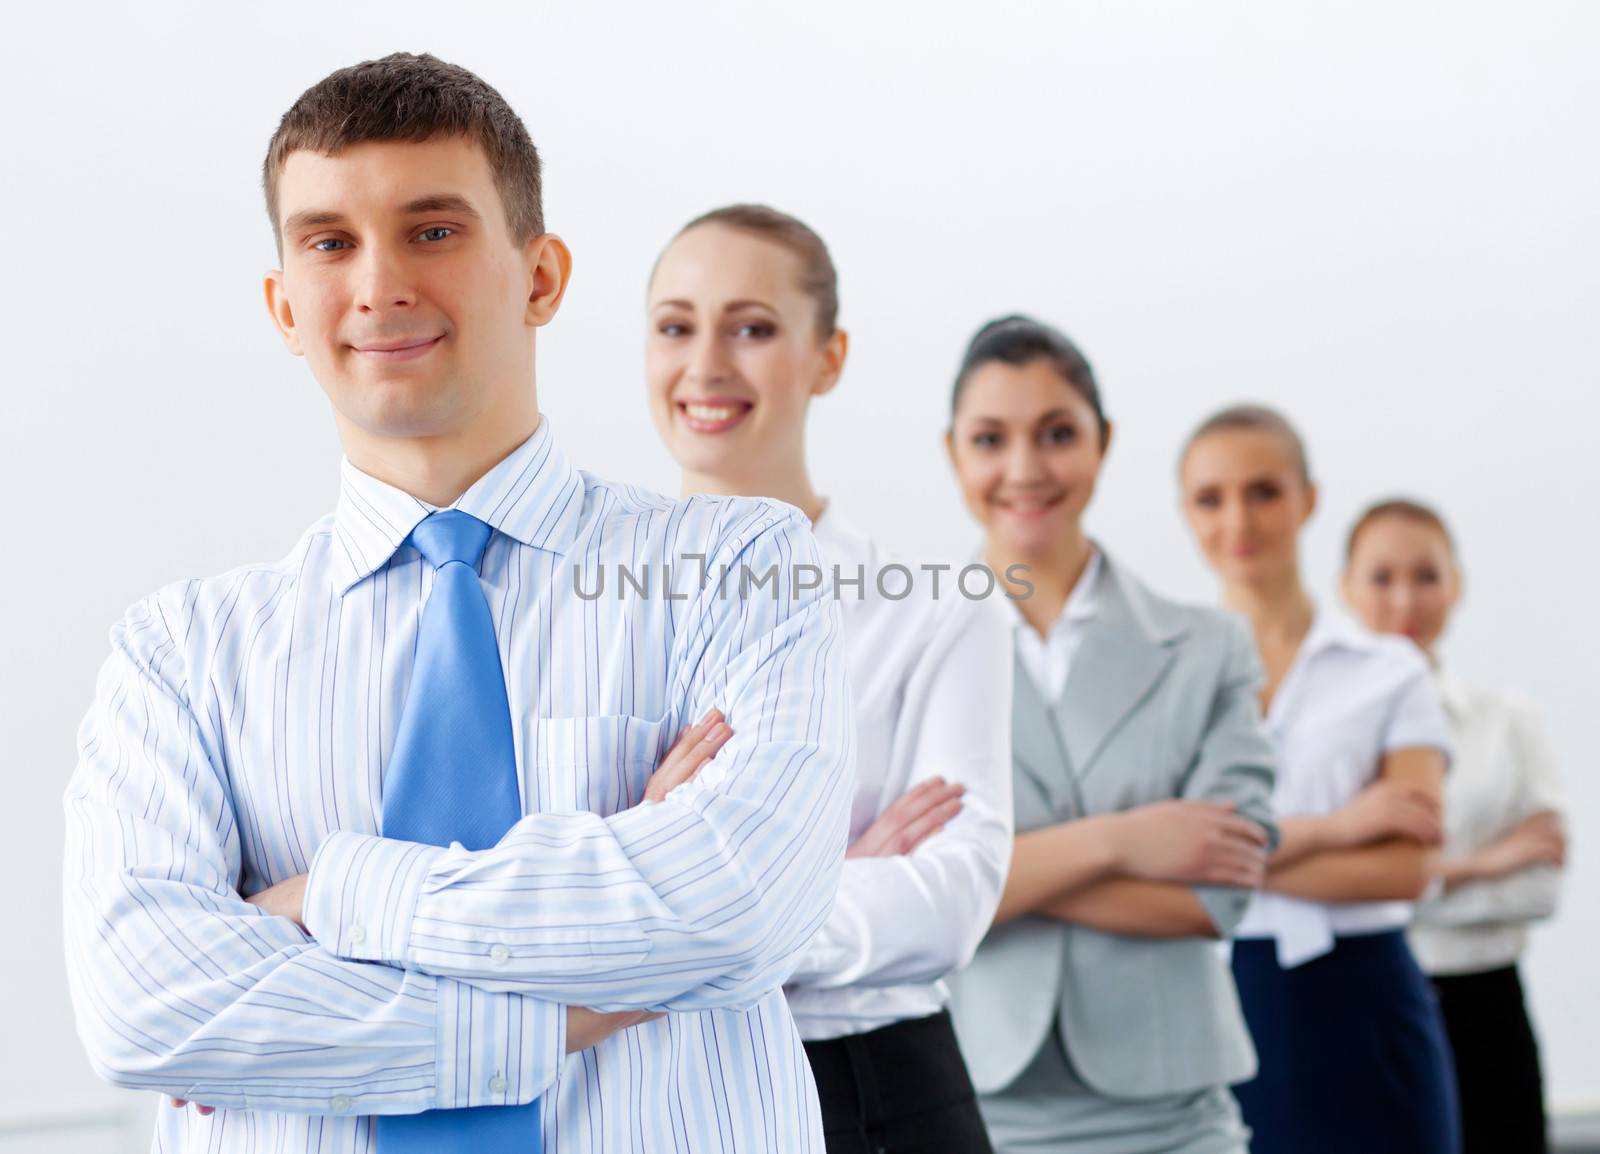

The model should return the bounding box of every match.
[803,1010,995,1154]
[1231,930,1461,1154]
[1431,964,1549,1154]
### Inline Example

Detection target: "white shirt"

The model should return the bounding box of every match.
[1409,670,1565,975]
[783,508,1014,1039]
[1009,549,1103,702]
[1234,607,1454,967]
[63,418,855,1152]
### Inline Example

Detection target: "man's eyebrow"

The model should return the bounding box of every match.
[281,195,484,238]
[399,194,483,220]
[282,209,345,237]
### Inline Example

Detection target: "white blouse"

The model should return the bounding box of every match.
[1009,549,1102,701]
[1408,670,1565,976]
[782,507,1016,1040]
[1234,608,1453,967]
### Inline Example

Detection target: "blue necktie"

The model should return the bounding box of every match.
[378,510,541,1154]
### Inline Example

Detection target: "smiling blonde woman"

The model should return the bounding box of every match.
[645,204,1015,1154]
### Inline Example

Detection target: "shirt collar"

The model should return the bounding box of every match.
[1008,548,1103,637]
[1434,664,1469,719]
[331,415,584,595]
[1297,603,1386,661]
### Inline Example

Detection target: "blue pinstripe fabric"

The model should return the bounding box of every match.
[63,416,855,1152]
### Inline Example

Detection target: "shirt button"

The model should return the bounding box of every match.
[489,943,510,965]
[349,925,366,945]
[331,1094,352,1112]
[488,1075,509,1094]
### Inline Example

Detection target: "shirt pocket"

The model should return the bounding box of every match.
[524,712,670,816]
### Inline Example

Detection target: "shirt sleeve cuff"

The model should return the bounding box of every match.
[1191,884,1252,938]
[434,979,566,1107]
[305,830,441,965]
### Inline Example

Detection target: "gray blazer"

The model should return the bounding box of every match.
[947,552,1277,1100]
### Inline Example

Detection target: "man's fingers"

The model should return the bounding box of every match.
[688,721,733,764]
[666,722,731,787]
[643,714,729,802]
[662,709,724,763]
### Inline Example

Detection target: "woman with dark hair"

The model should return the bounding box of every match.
[644,205,1015,1153]
[943,315,1278,1153]
[1344,498,1565,1154]
[1178,408,1461,1154]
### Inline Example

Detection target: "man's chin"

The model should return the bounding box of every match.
[329,397,462,445]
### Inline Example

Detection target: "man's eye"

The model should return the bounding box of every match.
[418,227,453,242]
[972,432,1001,449]
[658,322,689,337]
[312,238,348,253]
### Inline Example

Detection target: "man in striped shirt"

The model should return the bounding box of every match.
[63,52,854,1152]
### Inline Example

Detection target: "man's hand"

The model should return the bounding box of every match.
[642,709,732,803]
[245,873,308,931]
[172,719,702,1122]
[566,1006,664,1052]
[171,1006,667,1112]
[846,777,965,859]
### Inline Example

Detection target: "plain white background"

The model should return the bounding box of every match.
[3,1,1596,1144]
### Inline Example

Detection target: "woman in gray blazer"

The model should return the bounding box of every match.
[942,316,1278,1154]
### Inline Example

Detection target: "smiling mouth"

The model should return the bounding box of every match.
[677,400,753,433]
[352,335,445,363]
[996,494,1065,518]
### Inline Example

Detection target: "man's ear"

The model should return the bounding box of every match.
[263,269,303,356]
[811,328,849,398]
[524,234,573,327]
[1302,481,1320,526]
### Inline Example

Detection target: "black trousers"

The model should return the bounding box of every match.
[803,1011,994,1154]
[1431,964,1549,1154]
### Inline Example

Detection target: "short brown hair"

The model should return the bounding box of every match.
[1345,498,1456,563]
[668,204,840,337]
[1181,403,1312,485]
[262,52,543,254]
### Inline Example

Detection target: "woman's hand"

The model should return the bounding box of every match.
[846,777,965,859]
[642,709,733,803]
[1108,800,1269,888]
[1476,810,1567,876]
[1325,778,1444,850]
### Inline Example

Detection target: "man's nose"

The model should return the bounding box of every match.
[354,245,418,313]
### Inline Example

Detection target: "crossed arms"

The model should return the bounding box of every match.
[62,514,853,1114]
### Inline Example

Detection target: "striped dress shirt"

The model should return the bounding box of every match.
[63,416,856,1152]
